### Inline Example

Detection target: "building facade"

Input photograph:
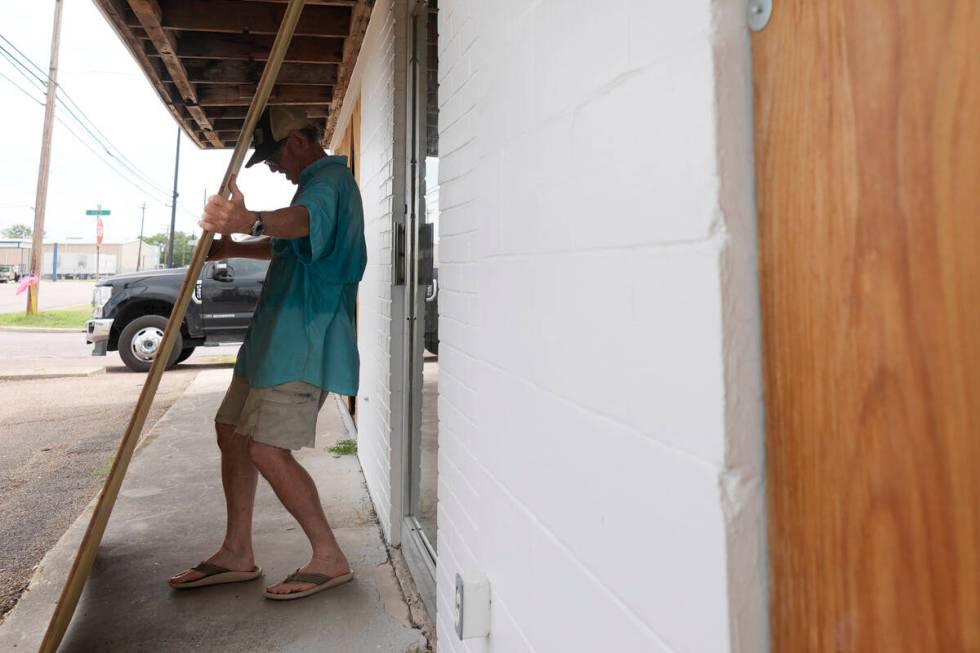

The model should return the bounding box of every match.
[328,2,766,651]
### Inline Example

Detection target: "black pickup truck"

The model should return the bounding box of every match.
[86,258,269,372]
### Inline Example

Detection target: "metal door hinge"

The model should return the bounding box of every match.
[748,0,772,32]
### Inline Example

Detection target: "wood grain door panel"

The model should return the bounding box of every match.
[753,1,980,651]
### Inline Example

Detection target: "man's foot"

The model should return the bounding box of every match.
[169,547,256,587]
[265,554,351,596]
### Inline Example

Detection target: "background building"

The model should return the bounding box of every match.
[0,239,32,277]
[0,239,161,278]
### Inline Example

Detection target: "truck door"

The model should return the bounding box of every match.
[200,257,269,342]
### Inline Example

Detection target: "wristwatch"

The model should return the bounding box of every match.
[249,211,266,237]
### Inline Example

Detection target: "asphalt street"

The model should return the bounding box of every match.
[0,330,239,618]
[0,279,95,313]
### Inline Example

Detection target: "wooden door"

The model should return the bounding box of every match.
[753,2,980,651]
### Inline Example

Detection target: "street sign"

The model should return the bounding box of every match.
[85,209,111,216]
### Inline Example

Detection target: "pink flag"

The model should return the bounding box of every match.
[15,275,37,295]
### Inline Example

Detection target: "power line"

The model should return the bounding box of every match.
[0,36,174,197]
[0,70,176,204]
[0,69,44,106]
[0,38,47,86]
[0,37,174,197]
[0,45,171,196]
[0,34,202,224]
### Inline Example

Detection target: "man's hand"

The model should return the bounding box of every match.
[199,175,254,235]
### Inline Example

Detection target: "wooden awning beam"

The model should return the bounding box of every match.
[244,0,356,5]
[125,0,351,37]
[144,33,345,64]
[198,84,333,106]
[92,0,205,148]
[181,60,338,86]
[99,0,370,150]
[209,115,326,131]
[204,104,330,119]
[324,0,371,143]
[127,0,223,147]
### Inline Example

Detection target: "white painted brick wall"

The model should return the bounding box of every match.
[435,1,766,652]
[337,0,398,539]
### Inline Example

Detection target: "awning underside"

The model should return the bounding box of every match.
[94,0,373,149]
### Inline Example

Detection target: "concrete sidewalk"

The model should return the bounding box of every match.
[0,369,427,652]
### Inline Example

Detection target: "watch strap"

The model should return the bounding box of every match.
[250,211,265,236]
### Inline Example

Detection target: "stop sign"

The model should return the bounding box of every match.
[96,217,104,246]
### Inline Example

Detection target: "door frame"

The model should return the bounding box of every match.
[390,0,438,615]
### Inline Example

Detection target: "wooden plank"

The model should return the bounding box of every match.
[148,32,344,63]
[37,3,308,650]
[183,59,338,85]
[243,0,356,5]
[324,0,371,143]
[754,1,980,651]
[127,0,190,101]
[198,84,333,105]
[210,116,325,130]
[209,117,248,130]
[203,105,329,121]
[146,0,351,36]
[127,0,223,147]
[91,0,206,148]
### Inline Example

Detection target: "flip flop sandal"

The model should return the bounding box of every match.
[264,569,355,601]
[170,561,263,589]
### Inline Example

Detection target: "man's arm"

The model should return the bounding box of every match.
[250,206,310,239]
[199,175,309,239]
[209,236,273,261]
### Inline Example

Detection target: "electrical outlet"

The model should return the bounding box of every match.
[454,573,490,640]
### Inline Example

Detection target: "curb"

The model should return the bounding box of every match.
[0,326,84,333]
[0,367,105,381]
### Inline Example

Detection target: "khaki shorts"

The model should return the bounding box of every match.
[215,375,329,450]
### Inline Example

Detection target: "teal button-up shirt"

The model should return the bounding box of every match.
[235,156,367,394]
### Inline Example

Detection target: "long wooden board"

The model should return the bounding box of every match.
[38,2,307,650]
[753,1,980,650]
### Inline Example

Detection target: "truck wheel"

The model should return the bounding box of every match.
[175,346,196,364]
[118,315,183,373]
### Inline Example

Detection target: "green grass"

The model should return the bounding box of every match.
[0,305,90,328]
[87,458,114,479]
[328,438,358,456]
[203,355,237,365]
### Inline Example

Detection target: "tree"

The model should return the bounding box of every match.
[2,224,33,239]
[144,231,197,267]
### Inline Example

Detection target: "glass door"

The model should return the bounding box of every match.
[401,0,440,609]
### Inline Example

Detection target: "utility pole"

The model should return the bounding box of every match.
[95,205,102,280]
[166,127,180,267]
[136,202,146,270]
[27,0,65,315]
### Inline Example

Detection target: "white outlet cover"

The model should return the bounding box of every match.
[454,573,490,640]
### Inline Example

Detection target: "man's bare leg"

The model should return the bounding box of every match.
[169,422,259,585]
[247,440,350,594]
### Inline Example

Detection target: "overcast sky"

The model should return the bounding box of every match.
[0,0,296,244]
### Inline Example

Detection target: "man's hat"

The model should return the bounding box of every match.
[244,107,313,168]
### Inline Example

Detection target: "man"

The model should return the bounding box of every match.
[168,107,367,600]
